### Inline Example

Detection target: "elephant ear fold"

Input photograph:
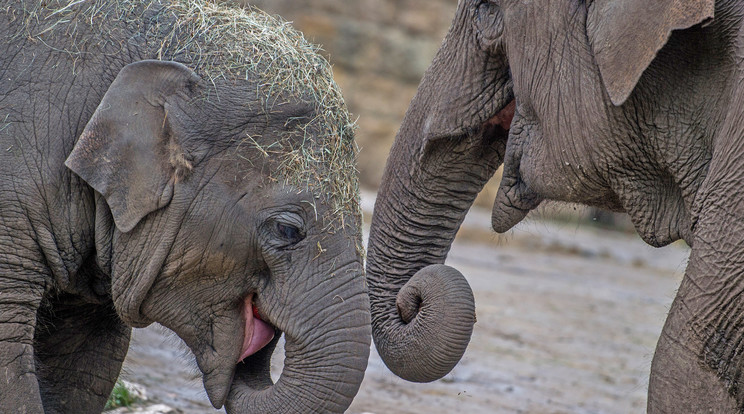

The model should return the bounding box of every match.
[65,60,202,232]
[586,0,714,106]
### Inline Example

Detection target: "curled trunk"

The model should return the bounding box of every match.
[366,126,502,381]
[366,85,510,383]
[365,2,513,382]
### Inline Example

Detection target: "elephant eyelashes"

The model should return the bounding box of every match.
[264,212,306,247]
[276,222,305,245]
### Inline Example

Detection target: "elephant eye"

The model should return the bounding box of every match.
[475,0,503,48]
[275,221,305,245]
[266,211,306,247]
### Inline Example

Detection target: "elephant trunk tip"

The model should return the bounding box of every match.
[373,264,475,383]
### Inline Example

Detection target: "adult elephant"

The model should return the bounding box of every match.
[367,0,743,411]
[0,1,369,413]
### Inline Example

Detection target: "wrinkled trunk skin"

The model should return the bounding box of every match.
[366,3,511,382]
[226,261,371,414]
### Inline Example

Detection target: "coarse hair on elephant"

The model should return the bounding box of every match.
[0,1,370,413]
[366,0,744,411]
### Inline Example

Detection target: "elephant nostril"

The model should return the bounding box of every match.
[396,290,422,324]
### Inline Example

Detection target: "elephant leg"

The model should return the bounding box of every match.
[34,295,131,413]
[648,177,744,412]
[0,271,46,412]
[647,275,738,412]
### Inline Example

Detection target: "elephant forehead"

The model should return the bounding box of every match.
[155,0,360,242]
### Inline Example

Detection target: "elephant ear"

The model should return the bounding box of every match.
[65,60,202,232]
[586,0,714,106]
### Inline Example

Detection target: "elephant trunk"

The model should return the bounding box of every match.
[366,154,492,381]
[366,102,509,383]
[225,262,371,413]
[366,2,513,381]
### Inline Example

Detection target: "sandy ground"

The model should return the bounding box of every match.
[117,193,690,413]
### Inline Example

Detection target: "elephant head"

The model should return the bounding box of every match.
[367,0,717,385]
[64,57,369,414]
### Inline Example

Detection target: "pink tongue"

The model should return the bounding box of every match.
[239,296,275,362]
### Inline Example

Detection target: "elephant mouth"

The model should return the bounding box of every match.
[240,294,276,362]
[486,99,515,131]
[197,293,280,409]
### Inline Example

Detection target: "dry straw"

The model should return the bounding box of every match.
[24,0,362,250]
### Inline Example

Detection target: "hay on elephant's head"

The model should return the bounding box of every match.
[162,1,361,234]
[32,0,362,250]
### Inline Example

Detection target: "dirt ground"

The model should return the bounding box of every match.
[118,192,689,413]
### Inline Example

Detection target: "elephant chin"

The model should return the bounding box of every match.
[200,327,280,411]
[487,98,543,234]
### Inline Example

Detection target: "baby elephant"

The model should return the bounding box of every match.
[0,1,370,413]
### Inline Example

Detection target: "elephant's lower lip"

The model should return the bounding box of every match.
[239,295,276,362]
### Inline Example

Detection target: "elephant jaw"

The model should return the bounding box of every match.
[240,294,275,362]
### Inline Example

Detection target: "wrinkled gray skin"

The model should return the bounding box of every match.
[0,4,369,414]
[367,0,744,411]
